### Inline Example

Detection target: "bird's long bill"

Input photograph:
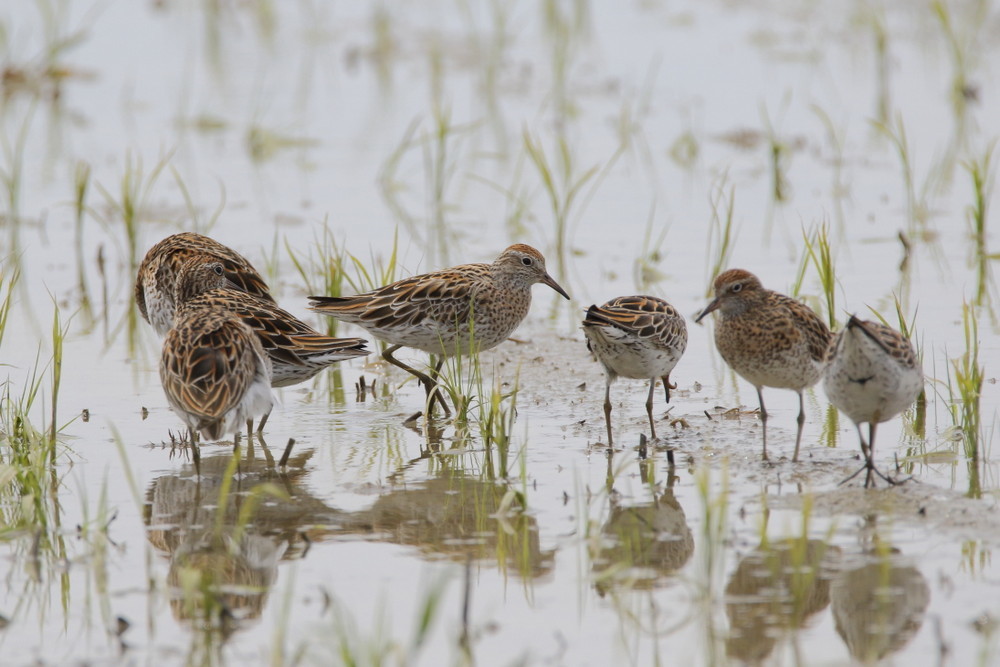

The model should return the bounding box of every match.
[541,273,571,300]
[694,297,721,323]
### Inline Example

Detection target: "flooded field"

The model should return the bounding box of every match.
[2,0,1000,664]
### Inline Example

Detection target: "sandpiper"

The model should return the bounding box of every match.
[173,256,369,432]
[159,306,275,451]
[696,269,832,462]
[823,315,923,487]
[308,244,570,415]
[136,232,273,336]
[582,295,687,447]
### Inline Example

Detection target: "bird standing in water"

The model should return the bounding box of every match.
[696,269,832,462]
[309,244,570,416]
[583,295,687,447]
[824,315,923,487]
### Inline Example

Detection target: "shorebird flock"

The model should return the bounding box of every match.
[137,233,923,487]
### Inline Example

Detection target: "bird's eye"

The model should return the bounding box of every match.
[521,257,532,266]
[731,283,743,293]
[213,265,224,276]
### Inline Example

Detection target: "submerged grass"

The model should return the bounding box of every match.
[799,222,838,330]
[695,463,729,600]
[755,494,837,631]
[378,106,476,269]
[632,203,671,293]
[171,164,225,236]
[312,573,452,667]
[522,130,590,293]
[432,319,521,476]
[340,235,400,373]
[523,129,622,309]
[811,105,848,235]
[0,101,33,232]
[860,2,891,124]
[949,304,984,499]
[761,103,791,205]
[478,372,519,480]
[931,0,985,131]
[286,220,351,338]
[541,0,590,124]
[424,104,469,269]
[694,462,730,666]
[936,302,984,496]
[72,161,95,329]
[704,179,737,296]
[963,143,996,311]
[94,151,173,352]
[343,231,401,298]
[0,262,19,349]
[0,302,72,621]
[871,114,934,236]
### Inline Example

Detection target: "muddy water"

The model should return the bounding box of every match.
[2,0,1000,665]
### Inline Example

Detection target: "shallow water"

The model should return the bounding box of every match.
[2,0,1000,665]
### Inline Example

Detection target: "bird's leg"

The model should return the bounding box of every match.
[838,424,872,487]
[427,355,452,417]
[645,378,658,440]
[864,422,900,486]
[189,429,201,468]
[838,464,867,486]
[246,426,256,464]
[256,430,276,468]
[255,409,271,434]
[661,374,675,404]
[867,422,878,477]
[756,387,769,462]
[792,390,805,463]
[841,422,895,487]
[383,345,451,416]
[383,345,436,386]
[603,377,614,448]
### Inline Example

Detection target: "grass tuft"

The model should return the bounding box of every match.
[704,178,737,296]
[945,302,984,497]
[963,143,996,310]
[800,221,838,330]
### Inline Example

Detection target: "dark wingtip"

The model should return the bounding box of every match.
[582,304,609,327]
[306,296,328,310]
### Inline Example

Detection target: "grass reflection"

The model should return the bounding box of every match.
[726,537,840,663]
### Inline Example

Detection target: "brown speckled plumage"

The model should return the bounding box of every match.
[583,295,687,446]
[172,256,368,433]
[175,256,368,387]
[160,307,274,443]
[696,268,833,462]
[136,233,273,336]
[309,244,569,415]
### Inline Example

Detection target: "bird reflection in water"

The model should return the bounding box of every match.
[592,456,694,594]
[335,469,555,580]
[145,442,337,638]
[725,535,842,663]
[830,542,930,662]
